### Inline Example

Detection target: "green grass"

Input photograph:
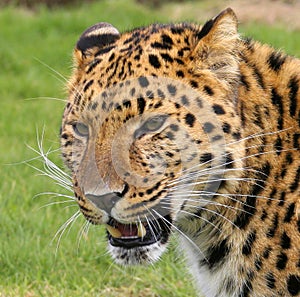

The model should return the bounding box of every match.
[0,1,299,296]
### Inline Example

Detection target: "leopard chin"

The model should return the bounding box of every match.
[105,215,172,265]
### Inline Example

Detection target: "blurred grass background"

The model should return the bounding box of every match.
[0,0,299,296]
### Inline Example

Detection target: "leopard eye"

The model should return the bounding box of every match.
[144,115,168,131]
[73,122,89,137]
[134,114,168,139]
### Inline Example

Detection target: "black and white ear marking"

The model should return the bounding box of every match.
[76,22,120,53]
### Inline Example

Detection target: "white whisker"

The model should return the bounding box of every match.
[151,209,207,261]
[52,210,81,256]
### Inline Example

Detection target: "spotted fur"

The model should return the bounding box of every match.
[60,8,300,297]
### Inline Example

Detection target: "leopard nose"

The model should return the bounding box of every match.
[86,192,122,214]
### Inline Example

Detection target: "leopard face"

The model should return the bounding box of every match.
[61,9,243,265]
[60,8,300,297]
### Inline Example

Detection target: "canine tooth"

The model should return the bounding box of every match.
[106,224,122,238]
[137,223,147,238]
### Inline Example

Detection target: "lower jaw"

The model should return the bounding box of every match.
[107,239,168,266]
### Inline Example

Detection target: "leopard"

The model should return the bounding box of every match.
[59,8,300,297]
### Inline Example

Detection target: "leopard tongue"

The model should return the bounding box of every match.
[105,223,146,239]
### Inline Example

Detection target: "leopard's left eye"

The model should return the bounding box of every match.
[72,122,89,137]
[143,115,168,132]
[134,114,168,139]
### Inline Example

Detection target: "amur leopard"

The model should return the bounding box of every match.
[59,8,300,297]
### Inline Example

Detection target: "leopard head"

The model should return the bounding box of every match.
[60,8,244,265]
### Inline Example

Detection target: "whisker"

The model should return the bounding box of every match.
[38,200,76,209]
[160,204,222,233]
[24,96,67,103]
[34,57,70,85]
[151,209,207,261]
[171,177,265,192]
[226,127,293,146]
[77,220,91,253]
[52,210,81,256]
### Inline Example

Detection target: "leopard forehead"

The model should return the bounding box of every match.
[68,23,200,113]
[65,16,238,116]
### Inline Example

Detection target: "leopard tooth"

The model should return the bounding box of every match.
[105,224,122,238]
[137,223,147,238]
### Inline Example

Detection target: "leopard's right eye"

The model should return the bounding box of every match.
[72,122,89,137]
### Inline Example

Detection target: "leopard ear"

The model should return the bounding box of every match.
[74,22,120,67]
[193,8,240,89]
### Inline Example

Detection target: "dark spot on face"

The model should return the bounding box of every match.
[89,101,98,110]
[185,113,196,127]
[160,53,173,63]
[167,84,177,96]
[176,70,184,78]
[166,131,175,140]
[190,80,198,88]
[222,122,231,133]
[155,89,164,99]
[200,152,213,163]
[137,97,146,114]
[148,54,161,68]
[196,97,203,108]
[213,104,225,115]
[232,132,241,140]
[154,101,162,109]
[165,151,174,158]
[179,95,189,106]
[211,135,223,142]
[170,124,179,131]
[146,90,154,99]
[203,122,215,133]
[204,85,214,96]
[83,79,94,92]
[122,100,131,109]
[138,76,149,88]
[225,153,234,169]
[87,59,101,74]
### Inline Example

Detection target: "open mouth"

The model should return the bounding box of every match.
[106,215,172,249]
